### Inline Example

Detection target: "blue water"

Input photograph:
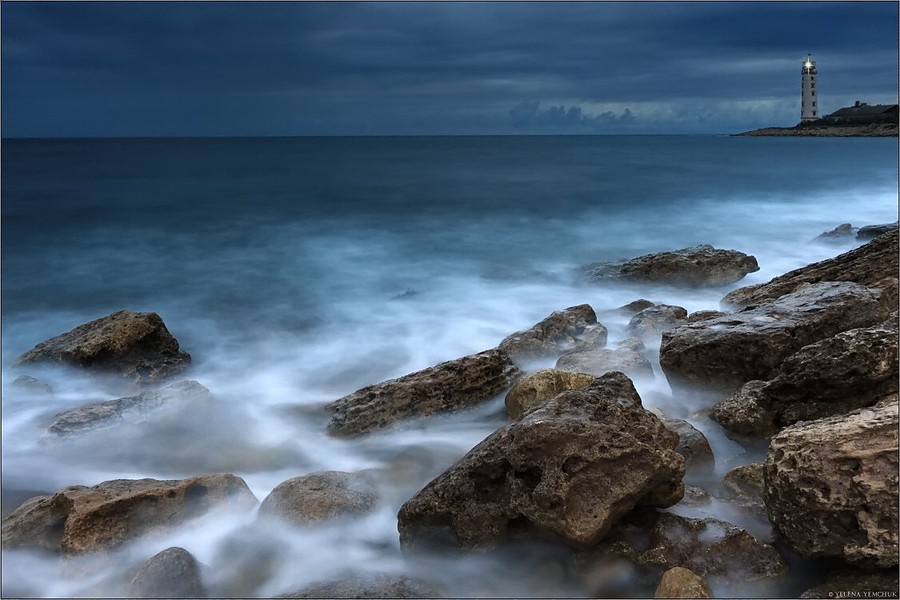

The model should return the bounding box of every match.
[1,135,897,597]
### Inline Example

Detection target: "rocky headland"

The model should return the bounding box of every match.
[736,123,898,137]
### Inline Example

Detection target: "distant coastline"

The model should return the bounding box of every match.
[736,123,898,137]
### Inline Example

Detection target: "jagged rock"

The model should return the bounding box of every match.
[258,471,378,525]
[14,310,191,385]
[397,372,685,551]
[48,380,214,436]
[504,369,597,420]
[660,281,888,392]
[722,229,898,308]
[686,310,725,323]
[9,375,53,397]
[662,419,714,475]
[1,474,257,554]
[800,568,900,599]
[654,566,712,598]
[277,573,440,598]
[723,463,766,516]
[586,245,759,286]
[327,348,522,436]
[712,317,898,438]
[815,223,856,242]
[857,221,898,241]
[556,348,654,380]
[764,397,899,567]
[499,304,606,362]
[627,305,688,340]
[130,547,207,598]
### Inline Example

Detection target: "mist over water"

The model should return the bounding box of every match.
[2,135,897,597]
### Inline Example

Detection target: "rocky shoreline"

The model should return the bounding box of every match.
[3,226,898,598]
[735,123,898,137]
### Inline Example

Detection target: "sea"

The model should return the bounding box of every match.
[2,135,897,598]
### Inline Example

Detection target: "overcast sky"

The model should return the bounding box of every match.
[2,2,897,137]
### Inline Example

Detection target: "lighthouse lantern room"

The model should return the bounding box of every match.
[801,55,818,122]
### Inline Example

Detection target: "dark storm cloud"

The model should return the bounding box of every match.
[2,2,897,137]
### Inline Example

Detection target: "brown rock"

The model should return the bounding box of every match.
[723,463,766,516]
[14,310,191,385]
[556,348,654,380]
[499,304,605,362]
[277,573,441,598]
[327,348,522,436]
[586,245,759,286]
[722,229,898,308]
[654,566,712,598]
[504,369,597,420]
[130,546,207,598]
[258,471,378,525]
[627,305,688,339]
[764,397,899,567]
[397,372,685,551]
[1,474,258,554]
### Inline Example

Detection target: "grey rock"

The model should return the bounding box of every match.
[627,305,688,340]
[662,419,714,475]
[504,369,597,420]
[9,375,53,397]
[616,337,647,352]
[258,471,378,525]
[556,348,654,380]
[815,223,856,242]
[499,304,605,362]
[857,221,898,241]
[723,463,766,516]
[587,245,759,287]
[278,573,440,598]
[130,547,207,598]
[613,299,657,316]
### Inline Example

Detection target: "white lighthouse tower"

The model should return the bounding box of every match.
[801,54,818,122]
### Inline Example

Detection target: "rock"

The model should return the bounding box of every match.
[616,337,647,352]
[723,229,898,308]
[627,305,688,339]
[654,566,712,598]
[723,463,766,516]
[712,317,898,438]
[586,245,759,287]
[1,474,257,554]
[857,221,898,241]
[800,568,900,599]
[583,510,786,581]
[660,281,888,392]
[129,547,207,598]
[504,369,597,420]
[48,380,214,436]
[499,304,605,362]
[681,486,712,506]
[9,375,53,397]
[614,299,656,316]
[14,310,191,385]
[327,348,522,436]
[815,223,856,242]
[277,573,440,598]
[258,471,378,525]
[556,348,654,380]
[686,310,725,323]
[662,419,714,475]
[764,397,899,567]
[397,372,685,551]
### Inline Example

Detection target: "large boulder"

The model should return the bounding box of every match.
[397,372,685,552]
[627,305,688,340]
[14,310,191,385]
[499,304,606,362]
[504,369,597,420]
[586,245,759,287]
[48,380,214,436]
[129,546,207,598]
[723,229,898,308]
[258,471,378,526]
[763,396,899,567]
[654,567,711,599]
[712,317,899,438]
[556,347,654,380]
[660,281,888,392]
[327,348,522,436]
[1,474,257,554]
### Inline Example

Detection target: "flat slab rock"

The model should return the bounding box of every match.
[499,304,606,363]
[14,310,191,385]
[258,471,378,526]
[397,372,685,552]
[585,245,759,287]
[660,281,888,392]
[764,396,899,567]
[1,474,258,554]
[327,348,522,436]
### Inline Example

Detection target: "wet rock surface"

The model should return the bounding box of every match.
[662,419,714,475]
[723,229,898,308]
[504,369,597,420]
[258,471,378,525]
[723,463,766,516]
[764,396,899,567]
[327,348,522,436]
[627,305,688,340]
[397,372,685,551]
[14,310,191,385]
[556,347,654,380]
[586,245,759,286]
[499,304,606,362]
[654,566,712,598]
[129,546,207,598]
[0,474,258,554]
[277,573,441,598]
[660,281,888,392]
[857,221,898,241]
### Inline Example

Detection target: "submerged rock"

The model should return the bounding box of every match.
[556,347,654,380]
[499,304,606,362]
[764,396,899,567]
[814,223,856,242]
[9,375,53,397]
[258,471,378,525]
[660,281,887,392]
[14,310,191,385]
[0,474,257,554]
[129,546,207,598]
[504,369,597,420]
[327,348,522,436]
[627,305,688,340]
[586,245,759,287]
[722,229,898,308]
[397,372,685,552]
[654,566,712,599]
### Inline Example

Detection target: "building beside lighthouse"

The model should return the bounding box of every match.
[801,55,818,122]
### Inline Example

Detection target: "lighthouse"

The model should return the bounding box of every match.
[801,55,818,122]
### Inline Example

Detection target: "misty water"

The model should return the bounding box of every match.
[2,135,897,597]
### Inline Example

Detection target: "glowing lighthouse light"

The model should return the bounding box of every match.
[800,54,818,122]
